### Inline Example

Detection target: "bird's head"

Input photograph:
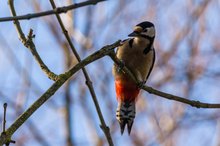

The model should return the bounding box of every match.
[128,21,155,39]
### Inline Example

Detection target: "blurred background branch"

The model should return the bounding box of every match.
[48,0,113,145]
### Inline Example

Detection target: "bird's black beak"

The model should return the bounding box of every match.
[128,31,139,37]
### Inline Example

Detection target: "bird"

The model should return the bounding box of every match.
[112,21,156,135]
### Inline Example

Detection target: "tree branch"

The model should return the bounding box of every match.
[143,86,220,108]
[109,52,220,108]
[0,38,219,145]
[8,0,58,81]
[0,40,121,146]
[1,0,107,22]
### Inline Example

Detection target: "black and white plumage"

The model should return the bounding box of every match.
[112,21,156,135]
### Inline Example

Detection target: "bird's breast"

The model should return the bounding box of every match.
[116,43,154,80]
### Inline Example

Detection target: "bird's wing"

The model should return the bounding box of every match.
[146,48,155,80]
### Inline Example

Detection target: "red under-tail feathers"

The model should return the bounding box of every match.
[115,79,140,102]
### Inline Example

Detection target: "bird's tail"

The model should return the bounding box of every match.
[116,101,136,135]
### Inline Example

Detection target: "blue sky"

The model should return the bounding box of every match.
[1,0,220,146]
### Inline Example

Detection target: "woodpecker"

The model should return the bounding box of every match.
[112,21,156,135]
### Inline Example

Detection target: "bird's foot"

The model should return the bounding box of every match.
[117,60,125,73]
[137,81,146,89]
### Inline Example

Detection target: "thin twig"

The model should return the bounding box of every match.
[1,103,16,146]
[109,52,220,109]
[49,0,113,145]
[143,86,220,108]
[0,40,121,146]
[3,103,7,133]
[8,0,58,81]
[1,0,107,22]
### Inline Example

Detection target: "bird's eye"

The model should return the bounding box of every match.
[134,31,140,34]
[143,29,148,32]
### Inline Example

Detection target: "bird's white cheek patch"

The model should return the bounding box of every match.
[147,27,155,37]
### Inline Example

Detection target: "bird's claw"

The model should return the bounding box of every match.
[117,60,125,73]
[137,81,146,89]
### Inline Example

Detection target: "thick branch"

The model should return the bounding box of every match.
[0,40,121,146]
[1,0,107,22]
[109,52,220,108]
